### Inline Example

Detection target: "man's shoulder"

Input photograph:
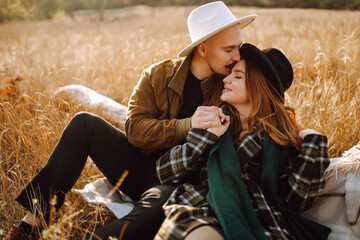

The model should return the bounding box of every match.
[146,58,184,72]
[141,58,185,87]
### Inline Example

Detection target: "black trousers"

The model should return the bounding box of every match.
[15,112,175,239]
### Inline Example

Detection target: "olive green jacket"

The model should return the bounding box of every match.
[125,53,223,155]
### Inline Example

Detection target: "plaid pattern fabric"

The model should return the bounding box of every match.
[279,134,330,211]
[155,128,330,240]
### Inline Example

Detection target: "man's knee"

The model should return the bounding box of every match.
[70,111,99,126]
[66,111,110,136]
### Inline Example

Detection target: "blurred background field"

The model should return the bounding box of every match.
[0,3,360,239]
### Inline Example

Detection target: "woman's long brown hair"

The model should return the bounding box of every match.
[222,57,302,150]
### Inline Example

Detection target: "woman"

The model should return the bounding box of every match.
[154,43,331,240]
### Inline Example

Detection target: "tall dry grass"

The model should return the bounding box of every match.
[0,5,359,239]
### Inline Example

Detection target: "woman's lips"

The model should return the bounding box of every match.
[222,87,232,93]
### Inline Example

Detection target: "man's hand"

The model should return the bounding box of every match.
[191,107,230,137]
[207,108,230,137]
[191,106,223,129]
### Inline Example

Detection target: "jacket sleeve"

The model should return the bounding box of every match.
[279,134,330,212]
[156,128,219,185]
[125,66,188,155]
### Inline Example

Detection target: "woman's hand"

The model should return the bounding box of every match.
[207,108,230,137]
[298,129,321,144]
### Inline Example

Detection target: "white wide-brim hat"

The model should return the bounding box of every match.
[178,1,257,57]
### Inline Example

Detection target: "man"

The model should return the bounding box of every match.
[126,1,256,155]
[4,1,256,240]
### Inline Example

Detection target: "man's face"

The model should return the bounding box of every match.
[204,25,242,76]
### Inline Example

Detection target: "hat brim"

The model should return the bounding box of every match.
[178,14,257,58]
[239,43,284,96]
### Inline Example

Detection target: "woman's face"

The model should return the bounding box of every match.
[220,59,251,111]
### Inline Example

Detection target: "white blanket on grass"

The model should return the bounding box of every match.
[72,178,134,219]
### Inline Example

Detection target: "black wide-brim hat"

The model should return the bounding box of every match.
[239,43,293,100]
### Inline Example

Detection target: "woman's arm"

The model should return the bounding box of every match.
[156,128,219,185]
[280,129,330,212]
[156,108,230,186]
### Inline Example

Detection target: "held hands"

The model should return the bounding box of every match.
[191,106,223,129]
[191,106,230,137]
[207,109,230,137]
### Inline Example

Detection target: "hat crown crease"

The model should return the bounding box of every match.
[188,2,236,42]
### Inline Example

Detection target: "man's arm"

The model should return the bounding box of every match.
[125,64,223,155]
[125,67,181,154]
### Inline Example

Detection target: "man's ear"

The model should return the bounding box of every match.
[196,42,207,57]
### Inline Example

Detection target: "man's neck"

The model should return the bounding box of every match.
[189,52,213,80]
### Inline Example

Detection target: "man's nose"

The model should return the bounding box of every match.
[232,50,240,62]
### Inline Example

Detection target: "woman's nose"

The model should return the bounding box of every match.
[223,76,231,83]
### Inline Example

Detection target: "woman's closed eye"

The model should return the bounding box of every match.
[234,73,244,79]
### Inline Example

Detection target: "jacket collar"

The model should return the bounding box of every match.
[222,106,262,159]
[237,128,263,160]
[168,52,222,98]
[168,51,194,96]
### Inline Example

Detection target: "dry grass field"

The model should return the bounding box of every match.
[0,5,359,239]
